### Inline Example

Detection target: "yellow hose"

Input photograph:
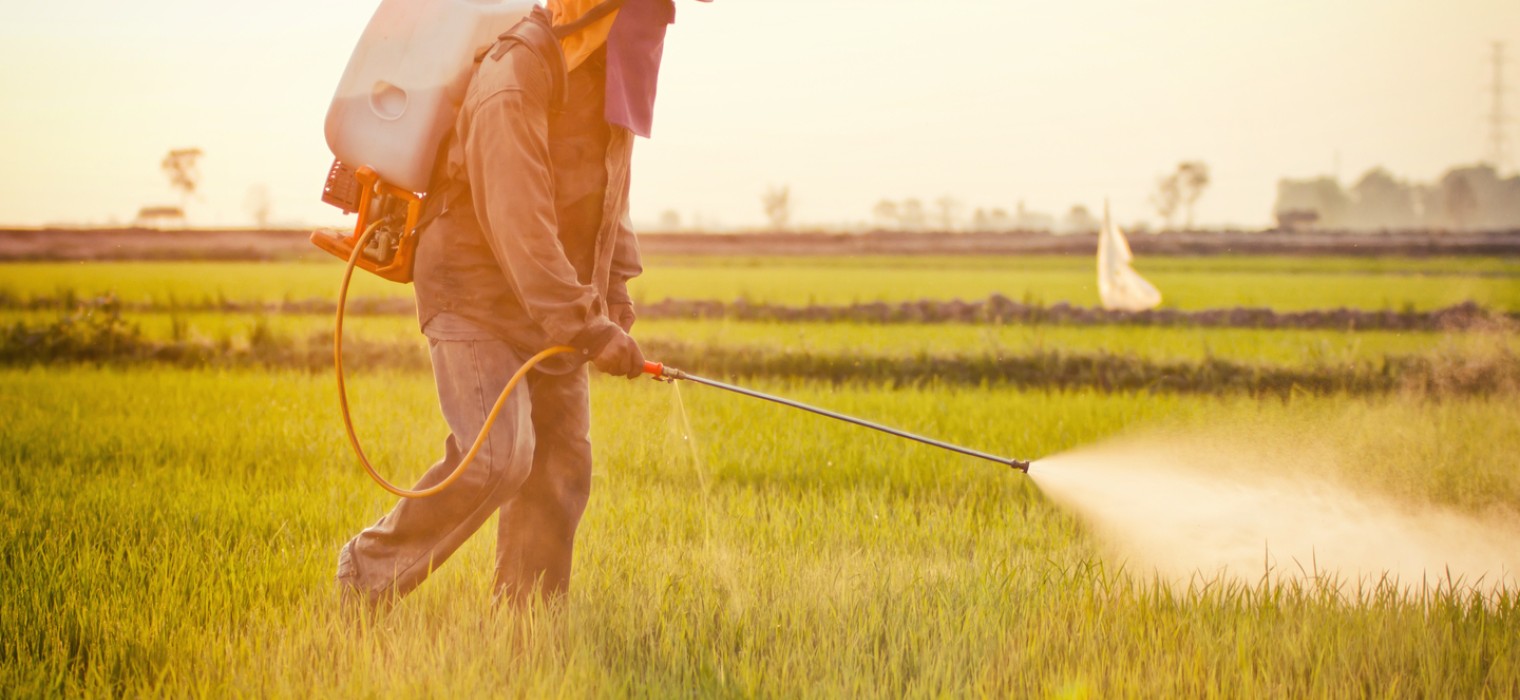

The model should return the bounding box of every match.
[335,219,574,498]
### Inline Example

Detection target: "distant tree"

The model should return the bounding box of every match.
[970,206,1017,232]
[244,185,272,229]
[871,199,900,229]
[1060,204,1099,235]
[1151,161,1210,230]
[761,185,791,231]
[985,207,1013,232]
[1433,164,1520,231]
[1348,168,1416,230]
[934,196,961,232]
[657,209,682,231]
[1177,161,1210,229]
[161,148,204,210]
[899,198,928,231]
[1014,201,1055,232]
[1151,173,1182,230]
[1277,163,1518,233]
[1444,174,1477,231]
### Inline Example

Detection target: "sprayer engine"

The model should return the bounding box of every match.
[310,160,424,283]
[309,0,537,284]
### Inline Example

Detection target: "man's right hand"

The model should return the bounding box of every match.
[592,329,645,379]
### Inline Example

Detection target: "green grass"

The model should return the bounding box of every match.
[5,255,1519,695]
[0,261,410,306]
[3,367,1519,696]
[633,266,1518,311]
[635,318,1503,367]
[4,256,1516,311]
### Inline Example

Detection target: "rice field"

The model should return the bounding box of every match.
[2,254,1519,697]
[3,368,1519,696]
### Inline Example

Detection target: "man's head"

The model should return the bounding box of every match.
[551,0,708,138]
[550,0,709,72]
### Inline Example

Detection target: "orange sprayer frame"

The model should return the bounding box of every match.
[310,165,423,284]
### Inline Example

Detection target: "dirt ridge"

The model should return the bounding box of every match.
[8,292,1511,332]
[3,227,1518,261]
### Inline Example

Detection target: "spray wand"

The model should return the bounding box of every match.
[642,362,1032,474]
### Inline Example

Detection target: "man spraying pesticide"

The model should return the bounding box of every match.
[315,0,1031,611]
[319,0,702,610]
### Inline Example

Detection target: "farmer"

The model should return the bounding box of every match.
[337,0,702,609]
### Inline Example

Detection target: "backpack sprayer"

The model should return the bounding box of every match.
[315,0,1031,499]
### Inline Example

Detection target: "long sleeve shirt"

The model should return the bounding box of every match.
[414,20,640,373]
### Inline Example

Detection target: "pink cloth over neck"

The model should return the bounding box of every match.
[604,0,676,138]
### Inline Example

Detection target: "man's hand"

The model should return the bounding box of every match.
[592,329,645,378]
[610,302,636,333]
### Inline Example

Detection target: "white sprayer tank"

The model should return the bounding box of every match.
[325,0,537,193]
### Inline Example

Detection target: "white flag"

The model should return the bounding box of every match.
[1097,201,1162,311]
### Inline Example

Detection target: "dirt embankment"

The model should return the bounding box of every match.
[2,227,1518,261]
[0,228,321,261]
[15,293,1507,333]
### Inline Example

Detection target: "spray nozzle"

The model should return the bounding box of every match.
[1010,459,1031,474]
[642,361,689,382]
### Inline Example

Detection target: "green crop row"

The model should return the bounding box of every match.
[636,266,1519,311]
[644,253,1520,276]
[2,367,1517,696]
[2,305,1507,369]
[5,306,1515,399]
[4,257,1516,311]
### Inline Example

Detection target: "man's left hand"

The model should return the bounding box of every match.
[610,302,636,333]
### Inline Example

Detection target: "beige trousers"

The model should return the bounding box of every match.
[336,336,593,607]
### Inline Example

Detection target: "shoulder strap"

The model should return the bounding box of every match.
[425,7,569,227]
[415,129,464,232]
[486,6,570,110]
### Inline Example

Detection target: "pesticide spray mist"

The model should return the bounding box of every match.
[1029,434,1520,598]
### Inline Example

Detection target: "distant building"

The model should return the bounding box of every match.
[134,206,186,228]
[1273,177,1349,230]
[1274,209,1319,233]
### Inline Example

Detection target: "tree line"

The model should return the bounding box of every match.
[1274,164,1520,232]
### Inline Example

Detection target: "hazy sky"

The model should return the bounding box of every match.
[2,0,1517,230]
